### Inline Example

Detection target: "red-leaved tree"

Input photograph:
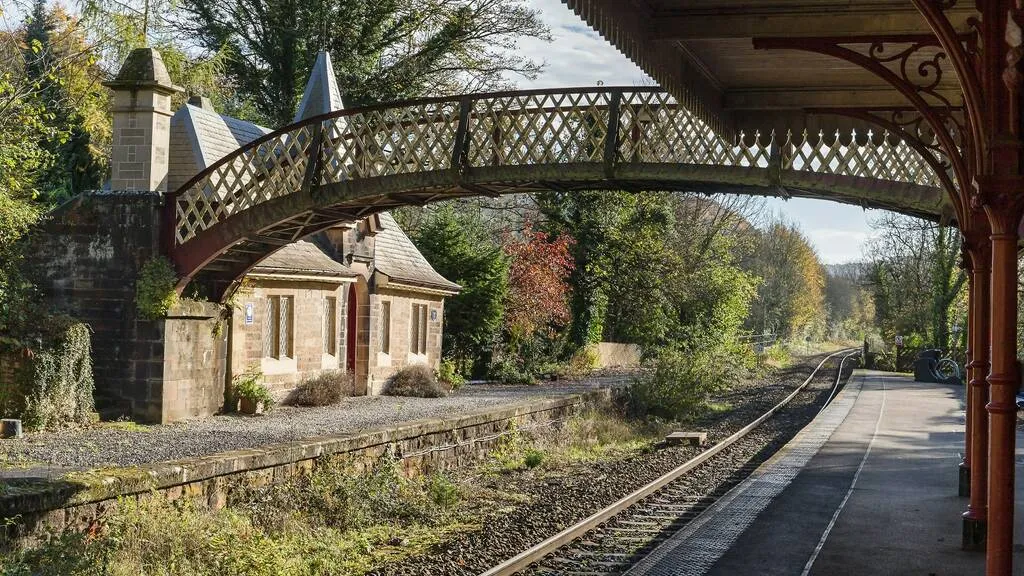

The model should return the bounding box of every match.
[503,225,575,342]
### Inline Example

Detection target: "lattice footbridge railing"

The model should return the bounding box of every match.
[170,88,944,246]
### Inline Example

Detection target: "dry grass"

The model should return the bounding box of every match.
[385,365,447,398]
[287,371,353,406]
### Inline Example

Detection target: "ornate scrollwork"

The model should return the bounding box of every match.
[1003,13,1024,94]
[867,41,949,94]
[968,175,1024,235]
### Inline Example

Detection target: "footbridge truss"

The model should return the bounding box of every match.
[166,87,951,298]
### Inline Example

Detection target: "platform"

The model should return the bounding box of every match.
[627,370,1024,576]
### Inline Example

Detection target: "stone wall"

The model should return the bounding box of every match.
[0,354,23,409]
[367,287,446,395]
[229,279,349,396]
[29,192,165,421]
[0,390,610,543]
[596,342,642,369]
[161,301,228,422]
[26,192,227,424]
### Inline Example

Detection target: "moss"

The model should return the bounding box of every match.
[62,467,156,502]
[135,257,178,320]
[0,453,44,470]
[97,420,151,433]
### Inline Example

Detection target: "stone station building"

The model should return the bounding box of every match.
[28,48,458,423]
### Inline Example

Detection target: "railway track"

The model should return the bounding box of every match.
[479,349,860,576]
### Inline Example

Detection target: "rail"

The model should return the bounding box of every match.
[478,348,858,576]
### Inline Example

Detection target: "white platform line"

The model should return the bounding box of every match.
[801,377,886,575]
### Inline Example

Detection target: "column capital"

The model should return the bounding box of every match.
[962,225,993,272]
[971,175,1024,235]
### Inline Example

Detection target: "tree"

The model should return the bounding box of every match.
[502,224,573,343]
[411,205,509,374]
[866,213,965,350]
[175,0,551,125]
[20,3,109,199]
[745,220,827,340]
[824,263,876,341]
[535,189,633,349]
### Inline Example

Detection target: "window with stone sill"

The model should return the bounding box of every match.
[323,296,337,355]
[263,295,294,359]
[410,303,428,355]
[381,301,391,354]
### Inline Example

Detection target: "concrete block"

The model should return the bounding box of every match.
[0,419,22,439]
[665,431,707,446]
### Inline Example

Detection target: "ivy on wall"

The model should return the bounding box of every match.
[136,257,179,320]
[0,318,95,430]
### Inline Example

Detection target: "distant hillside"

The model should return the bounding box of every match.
[825,262,869,281]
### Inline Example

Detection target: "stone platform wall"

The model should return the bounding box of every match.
[597,342,642,369]
[1,390,610,544]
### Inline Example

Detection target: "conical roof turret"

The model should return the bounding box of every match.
[293,51,344,123]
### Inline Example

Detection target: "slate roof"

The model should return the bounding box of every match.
[104,47,182,94]
[251,241,357,279]
[374,212,461,294]
[173,103,273,169]
[294,52,345,122]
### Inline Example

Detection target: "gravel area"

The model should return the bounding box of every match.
[368,351,852,576]
[0,374,633,477]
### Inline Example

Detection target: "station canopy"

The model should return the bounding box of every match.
[565,0,972,143]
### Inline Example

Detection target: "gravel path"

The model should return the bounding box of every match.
[368,352,850,576]
[0,374,633,477]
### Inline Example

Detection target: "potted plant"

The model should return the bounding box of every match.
[232,369,274,415]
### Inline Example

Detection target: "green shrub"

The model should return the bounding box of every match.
[426,473,460,509]
[760,343,791,368]
[565,344,599,379]
[435,359,466,392]
[232,369,274,409]
[385,364,446,398]
[627,347,727,421]
[523,449,545,469]
[0,457,467,576]
[488,355,536,385]
[0,318,95,430]
[135,257,179,320]
[288,370,351,406]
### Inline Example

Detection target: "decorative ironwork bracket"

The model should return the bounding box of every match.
[753,33,974,220]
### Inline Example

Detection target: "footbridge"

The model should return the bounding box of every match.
[167,88,951,298]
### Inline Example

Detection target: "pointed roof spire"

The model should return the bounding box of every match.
[293,51,344,123]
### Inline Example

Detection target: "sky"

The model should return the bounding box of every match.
[515,0,880,265]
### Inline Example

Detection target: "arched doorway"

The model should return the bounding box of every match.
[344,277,370,395]
[346,283,357,373]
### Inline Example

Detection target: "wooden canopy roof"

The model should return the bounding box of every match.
[565,0,974,140]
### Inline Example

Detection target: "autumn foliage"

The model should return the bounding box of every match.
[502,225,575,341]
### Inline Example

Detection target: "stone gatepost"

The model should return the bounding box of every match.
[103,48,179,192]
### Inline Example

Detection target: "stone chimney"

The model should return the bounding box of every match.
[103,48,183,192]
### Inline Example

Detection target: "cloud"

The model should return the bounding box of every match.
[511,0,651,88]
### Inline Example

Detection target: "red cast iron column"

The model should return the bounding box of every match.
[963,227,992,551]
[961,248,974,495]
[980,183,1024,575]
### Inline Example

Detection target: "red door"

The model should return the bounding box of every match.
[346,284,357,372]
